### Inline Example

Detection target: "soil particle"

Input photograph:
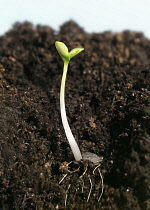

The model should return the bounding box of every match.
[0,20,150,209]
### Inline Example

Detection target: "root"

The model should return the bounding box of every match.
[59,173,68,184]
[98,167,104,202]
[59,160,104,207]
[65,184,71,207]
[87,175,92,202]
[93,164,104,201]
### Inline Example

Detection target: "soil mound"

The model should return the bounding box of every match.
[0,21,150,209]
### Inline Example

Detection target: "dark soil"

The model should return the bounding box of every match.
[0,21,150,210]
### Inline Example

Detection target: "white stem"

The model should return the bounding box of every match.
[60,61,82,161]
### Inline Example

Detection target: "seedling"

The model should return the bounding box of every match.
[55,41,84,161]
[55,41,104,205]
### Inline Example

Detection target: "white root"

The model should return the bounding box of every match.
[98,168,104,202]
[59,161,104,206]
[65,183,71,207]
[87,175,93,202]
[59,173,68,185]
[93,164,104,201]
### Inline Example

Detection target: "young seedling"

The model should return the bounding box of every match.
[55,41,84,161]
[55,41,104,205]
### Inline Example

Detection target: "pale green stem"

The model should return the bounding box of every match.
[60,61,82,161]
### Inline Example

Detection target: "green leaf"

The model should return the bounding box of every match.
[55,41,70,62]
[55,41,84,62]
[69,48,84,59]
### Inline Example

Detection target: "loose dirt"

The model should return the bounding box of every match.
[0,21,150,209]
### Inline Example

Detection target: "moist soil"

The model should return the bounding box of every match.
[0,21,150,210]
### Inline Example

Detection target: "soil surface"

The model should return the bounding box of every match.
[0,21,150,210]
